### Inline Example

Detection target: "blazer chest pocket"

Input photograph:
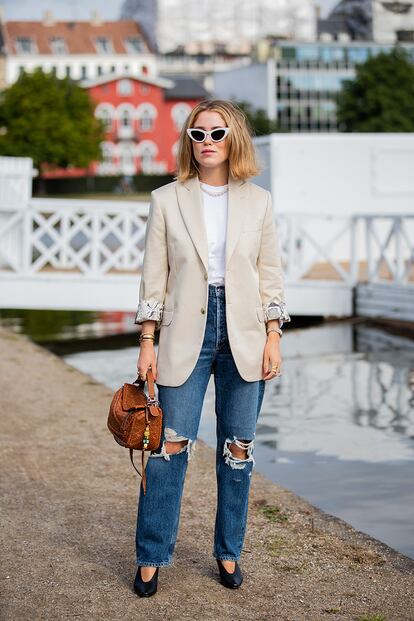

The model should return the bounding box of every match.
[161,308,174,326]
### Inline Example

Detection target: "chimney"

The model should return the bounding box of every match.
[43,10,55,27]
[91,10,102,27]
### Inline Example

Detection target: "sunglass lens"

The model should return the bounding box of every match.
[211,129,227,141]
[189,129,205,142]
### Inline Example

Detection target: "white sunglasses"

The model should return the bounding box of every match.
[186,127,230,143]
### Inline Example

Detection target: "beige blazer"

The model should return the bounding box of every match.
[135,173,290,386]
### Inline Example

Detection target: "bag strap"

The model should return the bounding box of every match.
[134,366,156,400]
[129,448,147,495]
[129,367,157,495]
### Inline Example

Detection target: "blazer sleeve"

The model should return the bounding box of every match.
[134,191,169,330]
[257,191,291,329]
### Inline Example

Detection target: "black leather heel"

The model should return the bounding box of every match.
[133,566,159,597]
[216,559,243,588]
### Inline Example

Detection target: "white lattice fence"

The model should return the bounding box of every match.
[362,214,414,285]
[6,199,150,276]
[280,213,358,284]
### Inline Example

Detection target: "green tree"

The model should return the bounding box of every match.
[0,68,104,171]
[236,100,284,135]
[335,47,414,132]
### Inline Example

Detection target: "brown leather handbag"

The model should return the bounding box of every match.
[107,368,163,494]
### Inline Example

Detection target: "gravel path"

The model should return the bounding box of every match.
[1,326,413,621]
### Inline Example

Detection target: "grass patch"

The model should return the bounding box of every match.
[264,537,285,556]
[258,503,289,523]
[355,615,386,621]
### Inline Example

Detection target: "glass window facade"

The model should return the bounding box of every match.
[347,47,370,64]
[274,42,414,132]
[278,42,414,66]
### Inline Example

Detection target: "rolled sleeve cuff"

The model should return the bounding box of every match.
[263,300,291,328]
[134,298,164,329]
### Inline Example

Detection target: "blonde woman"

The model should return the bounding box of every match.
[133,99,290,596]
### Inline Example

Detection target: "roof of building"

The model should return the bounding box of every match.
[3,19,154,55]
[160,74,210,100]
[81,71,209,101]
[80,71,174,90]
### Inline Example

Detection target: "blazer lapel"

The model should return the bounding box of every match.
[176,174,209,272]
[175,172,249,274]
[226,174,248,268]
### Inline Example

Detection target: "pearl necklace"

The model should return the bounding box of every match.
[200,182,229,197]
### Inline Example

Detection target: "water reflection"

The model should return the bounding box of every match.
[0,309,135,342]
[257,353,413,462]
[63,321,414,559]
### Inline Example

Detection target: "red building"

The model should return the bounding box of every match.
[81,72,209,177]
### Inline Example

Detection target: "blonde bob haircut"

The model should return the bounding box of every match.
[175,99,261,183]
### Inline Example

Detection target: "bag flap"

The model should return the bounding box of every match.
[122,383,147,411]
[147,404,162,418]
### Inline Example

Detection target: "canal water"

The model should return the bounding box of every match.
[59,319,414,560]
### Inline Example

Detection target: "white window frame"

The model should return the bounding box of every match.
[117,103,135,127]
[172,140,180,158]
[94,37,114,54]
[171,102,192,131]
[137,140,158,174]
[124,37,145,53]
[118,141,137,175]
[49,37,67,55]
[15,37,36,55]
[117,79,134,96]
[95,103,115,132]
[136,103,157,132]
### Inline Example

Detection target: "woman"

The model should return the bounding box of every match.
[133,99,290,596]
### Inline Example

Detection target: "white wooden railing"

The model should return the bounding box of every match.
[280,213,358,284]
[0,198,149,275]
[0,200,413,285]
[363,214,414,285]
[0,198,413,317]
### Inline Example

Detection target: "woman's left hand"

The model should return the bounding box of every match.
[262,333,282,380]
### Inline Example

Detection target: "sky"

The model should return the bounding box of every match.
[0,0,338,21]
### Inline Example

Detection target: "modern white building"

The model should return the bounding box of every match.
[155,0,318,53]
[0,11,158,86]
[373,0,414,43]
[213,39,414,131]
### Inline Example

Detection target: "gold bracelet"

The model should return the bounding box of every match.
[139,333,155,343]
[266,327,282,337]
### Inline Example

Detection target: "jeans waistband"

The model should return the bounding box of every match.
[208,283,225,299]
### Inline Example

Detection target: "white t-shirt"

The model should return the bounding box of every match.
[200,181,228,286]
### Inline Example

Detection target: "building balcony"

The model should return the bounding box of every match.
[118,125,135,140]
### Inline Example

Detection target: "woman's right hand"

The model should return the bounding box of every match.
[137,341,158,382]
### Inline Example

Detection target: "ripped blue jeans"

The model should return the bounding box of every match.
[135,284,266,566]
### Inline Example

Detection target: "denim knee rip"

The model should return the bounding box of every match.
[150,427,196,462]
[223,437,255,470]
